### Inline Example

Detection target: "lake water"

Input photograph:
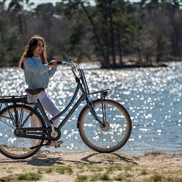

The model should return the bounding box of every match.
[0,62,182,156]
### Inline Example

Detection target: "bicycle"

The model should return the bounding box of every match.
[0,59,132,159]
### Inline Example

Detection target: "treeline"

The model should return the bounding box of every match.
[0,0,182,68]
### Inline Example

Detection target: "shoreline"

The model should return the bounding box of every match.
[0,61,168,69]
[0,151,182,181]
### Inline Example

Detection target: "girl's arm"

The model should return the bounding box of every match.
[24,58,49,74]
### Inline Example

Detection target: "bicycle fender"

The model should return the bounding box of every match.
[0,104,46,127]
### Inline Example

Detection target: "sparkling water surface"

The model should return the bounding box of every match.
[0,62,182,156]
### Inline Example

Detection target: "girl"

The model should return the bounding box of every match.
[19,35,63,158]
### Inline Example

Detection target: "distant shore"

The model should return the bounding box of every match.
[0,61,168,69]
[100,62,168,69]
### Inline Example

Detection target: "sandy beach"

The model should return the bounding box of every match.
[0,151,182,182]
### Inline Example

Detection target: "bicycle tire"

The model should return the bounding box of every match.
[78,99,132,153]
[0,104,45,159]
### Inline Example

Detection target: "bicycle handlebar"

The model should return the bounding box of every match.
[57,58,82,79]
[57,58,76,69]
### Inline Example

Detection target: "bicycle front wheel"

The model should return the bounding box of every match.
[78,99,132,153]
[0,105,45,159]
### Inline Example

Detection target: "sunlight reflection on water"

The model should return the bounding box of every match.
[0,62,182,156]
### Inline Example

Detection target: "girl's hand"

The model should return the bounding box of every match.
[48,60,58,68]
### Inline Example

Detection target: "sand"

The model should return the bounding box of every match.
[0,151,182,182]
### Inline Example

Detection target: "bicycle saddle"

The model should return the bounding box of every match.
[25,88,45,95]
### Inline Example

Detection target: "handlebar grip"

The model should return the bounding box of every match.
[57,60,62,64]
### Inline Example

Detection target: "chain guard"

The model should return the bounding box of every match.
[14,127,61,141]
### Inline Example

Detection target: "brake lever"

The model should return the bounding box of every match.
[57,58,75,68]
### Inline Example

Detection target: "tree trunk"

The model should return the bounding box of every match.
[169,13,180,59]
[80,2,109,66]
[108,1,116,66]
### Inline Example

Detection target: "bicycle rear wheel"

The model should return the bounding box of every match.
[0,105,45,159]
[78,99,132,153]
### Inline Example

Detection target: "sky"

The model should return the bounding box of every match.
[28,0,139,6]
[3,0,139,10]
[4,0,96,8]
[29,0,96,5]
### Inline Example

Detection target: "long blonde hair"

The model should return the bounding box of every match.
[19,35,47,69]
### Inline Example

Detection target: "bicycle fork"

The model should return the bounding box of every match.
[86,91,108,128]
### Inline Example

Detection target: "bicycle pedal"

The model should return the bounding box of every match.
[55,144,60,148]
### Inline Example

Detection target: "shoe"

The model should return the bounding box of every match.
[45,140,63,148]
[32,151,47,159]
